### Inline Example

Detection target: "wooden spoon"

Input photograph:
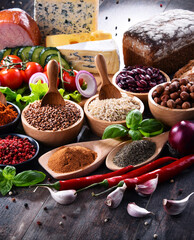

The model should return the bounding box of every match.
[38,138,121,179]
[106,131,169,171]
[0,92,7,106]
[95,54,122,100]
[41,59,65,106]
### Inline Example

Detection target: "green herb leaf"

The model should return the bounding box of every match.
[0,169,4,181]
[138,119,164,137]
[128,129,142,140]
[126,109,142,130]
[0,179,13,196]
[64,90,82,103]
[3,166,16,180]
[0,87,18,102]
[102,124,128,139]
[13,170,46,187]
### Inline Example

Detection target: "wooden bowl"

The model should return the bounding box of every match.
[111,70,170,103]
[21,100,84,147]
[148,83,194,127]
[0,102,21,133]
[84,94,144,137]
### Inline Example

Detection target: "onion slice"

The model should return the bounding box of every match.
[29,72,48,90]
[75,70,97,98]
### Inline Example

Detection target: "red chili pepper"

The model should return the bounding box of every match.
[76,156,177,192]
[37,165,134,190]
[112,154,194,191]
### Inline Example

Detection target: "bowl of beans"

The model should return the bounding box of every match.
[84,93,144,137]
[148,78,194,127]
[21,100,84,146]
[0,133,39,167]
[112,66,170,103]
[0,101,21,133]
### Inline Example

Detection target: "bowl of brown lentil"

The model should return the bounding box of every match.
[0,101,21,133]
[21,100,84,146]
[84,93,144,137]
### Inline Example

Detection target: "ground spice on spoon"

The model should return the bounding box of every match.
[48,146,97,173]
[113,140,156,167]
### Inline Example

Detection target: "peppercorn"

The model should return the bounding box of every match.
[24,203,28,208]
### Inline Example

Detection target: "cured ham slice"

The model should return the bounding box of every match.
[0,8,41,50]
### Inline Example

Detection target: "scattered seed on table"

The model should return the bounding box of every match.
[5,205,8,209]
[178,189,183,195]
[104,218,110,223]
[24,203,28,208]
[170,179,174,183]
[59,221,63,226]
[37,221,42,226]
[12,198,16,202]
[153,234,158,239]
[62,215,66,219]
[9,191,13,196]
[44,207,48,211]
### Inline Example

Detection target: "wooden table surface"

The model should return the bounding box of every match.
[0,1,194,240]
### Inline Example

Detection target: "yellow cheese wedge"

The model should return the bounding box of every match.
[57,39,120,74]
[46,31,112,47]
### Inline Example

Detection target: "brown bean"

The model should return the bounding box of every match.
[175,98,183,105]
[179,78,189,85]
[182,102,191,109]
[180,91,190,101]
[152,90,159,98]
[190,92,194,100]
[161,95,169,102]
[170,92,179,100]
[156,85,164,94]
[154,97,161,104]
[161,101,167,107]
[169,83,178,93]
[167,99,176,108]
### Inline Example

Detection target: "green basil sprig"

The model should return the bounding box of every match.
[102,109,163,140]
[0,166,46,196]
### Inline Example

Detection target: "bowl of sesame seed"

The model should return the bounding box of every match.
[21,100,84,147]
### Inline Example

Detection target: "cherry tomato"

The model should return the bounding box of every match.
[62,70,83,92]
[24,62,43,84]
[43,71,60,87]
[1,55,22,68]
[0,68,23,89]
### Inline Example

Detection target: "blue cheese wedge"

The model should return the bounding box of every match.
[57,39,120,74]
[34,0,99,39]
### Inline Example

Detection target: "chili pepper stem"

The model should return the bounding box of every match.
[76,179,109,194]
[35,182,60,191]
[92,181,125,197]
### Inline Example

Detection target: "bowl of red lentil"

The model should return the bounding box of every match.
[0,101,21,133]
[84,93,144,137]
[0,133,39,167]
[21,100,84,146]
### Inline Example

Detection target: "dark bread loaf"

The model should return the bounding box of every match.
[123,9,194,74]
[174,60,194,81]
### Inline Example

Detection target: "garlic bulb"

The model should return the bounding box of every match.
[135,175,158,197]
[105,183,127,208]
[163,192,194,215]
[127,202,153,217]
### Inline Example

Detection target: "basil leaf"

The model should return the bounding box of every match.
[0,179,13,196]
[3,166,16,180]
[128,129,142,140]
[13,170,46,187]
[0,169,4,181]
[139,119,164,137]
[102,124,128,139]
[126,109,142,130]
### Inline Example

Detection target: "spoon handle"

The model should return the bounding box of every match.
[47,60,59,92]
[95,54,110,86]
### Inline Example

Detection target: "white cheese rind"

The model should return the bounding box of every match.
[34,0,99,39]
[57,39,120,74]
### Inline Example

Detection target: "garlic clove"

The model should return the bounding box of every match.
[135,174,158,197]
[105,183,127,208]
[163,192,194,215]
[45,187,77,205]
[127,202,153,217]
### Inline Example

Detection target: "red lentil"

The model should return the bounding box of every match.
[0,135,36,165]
